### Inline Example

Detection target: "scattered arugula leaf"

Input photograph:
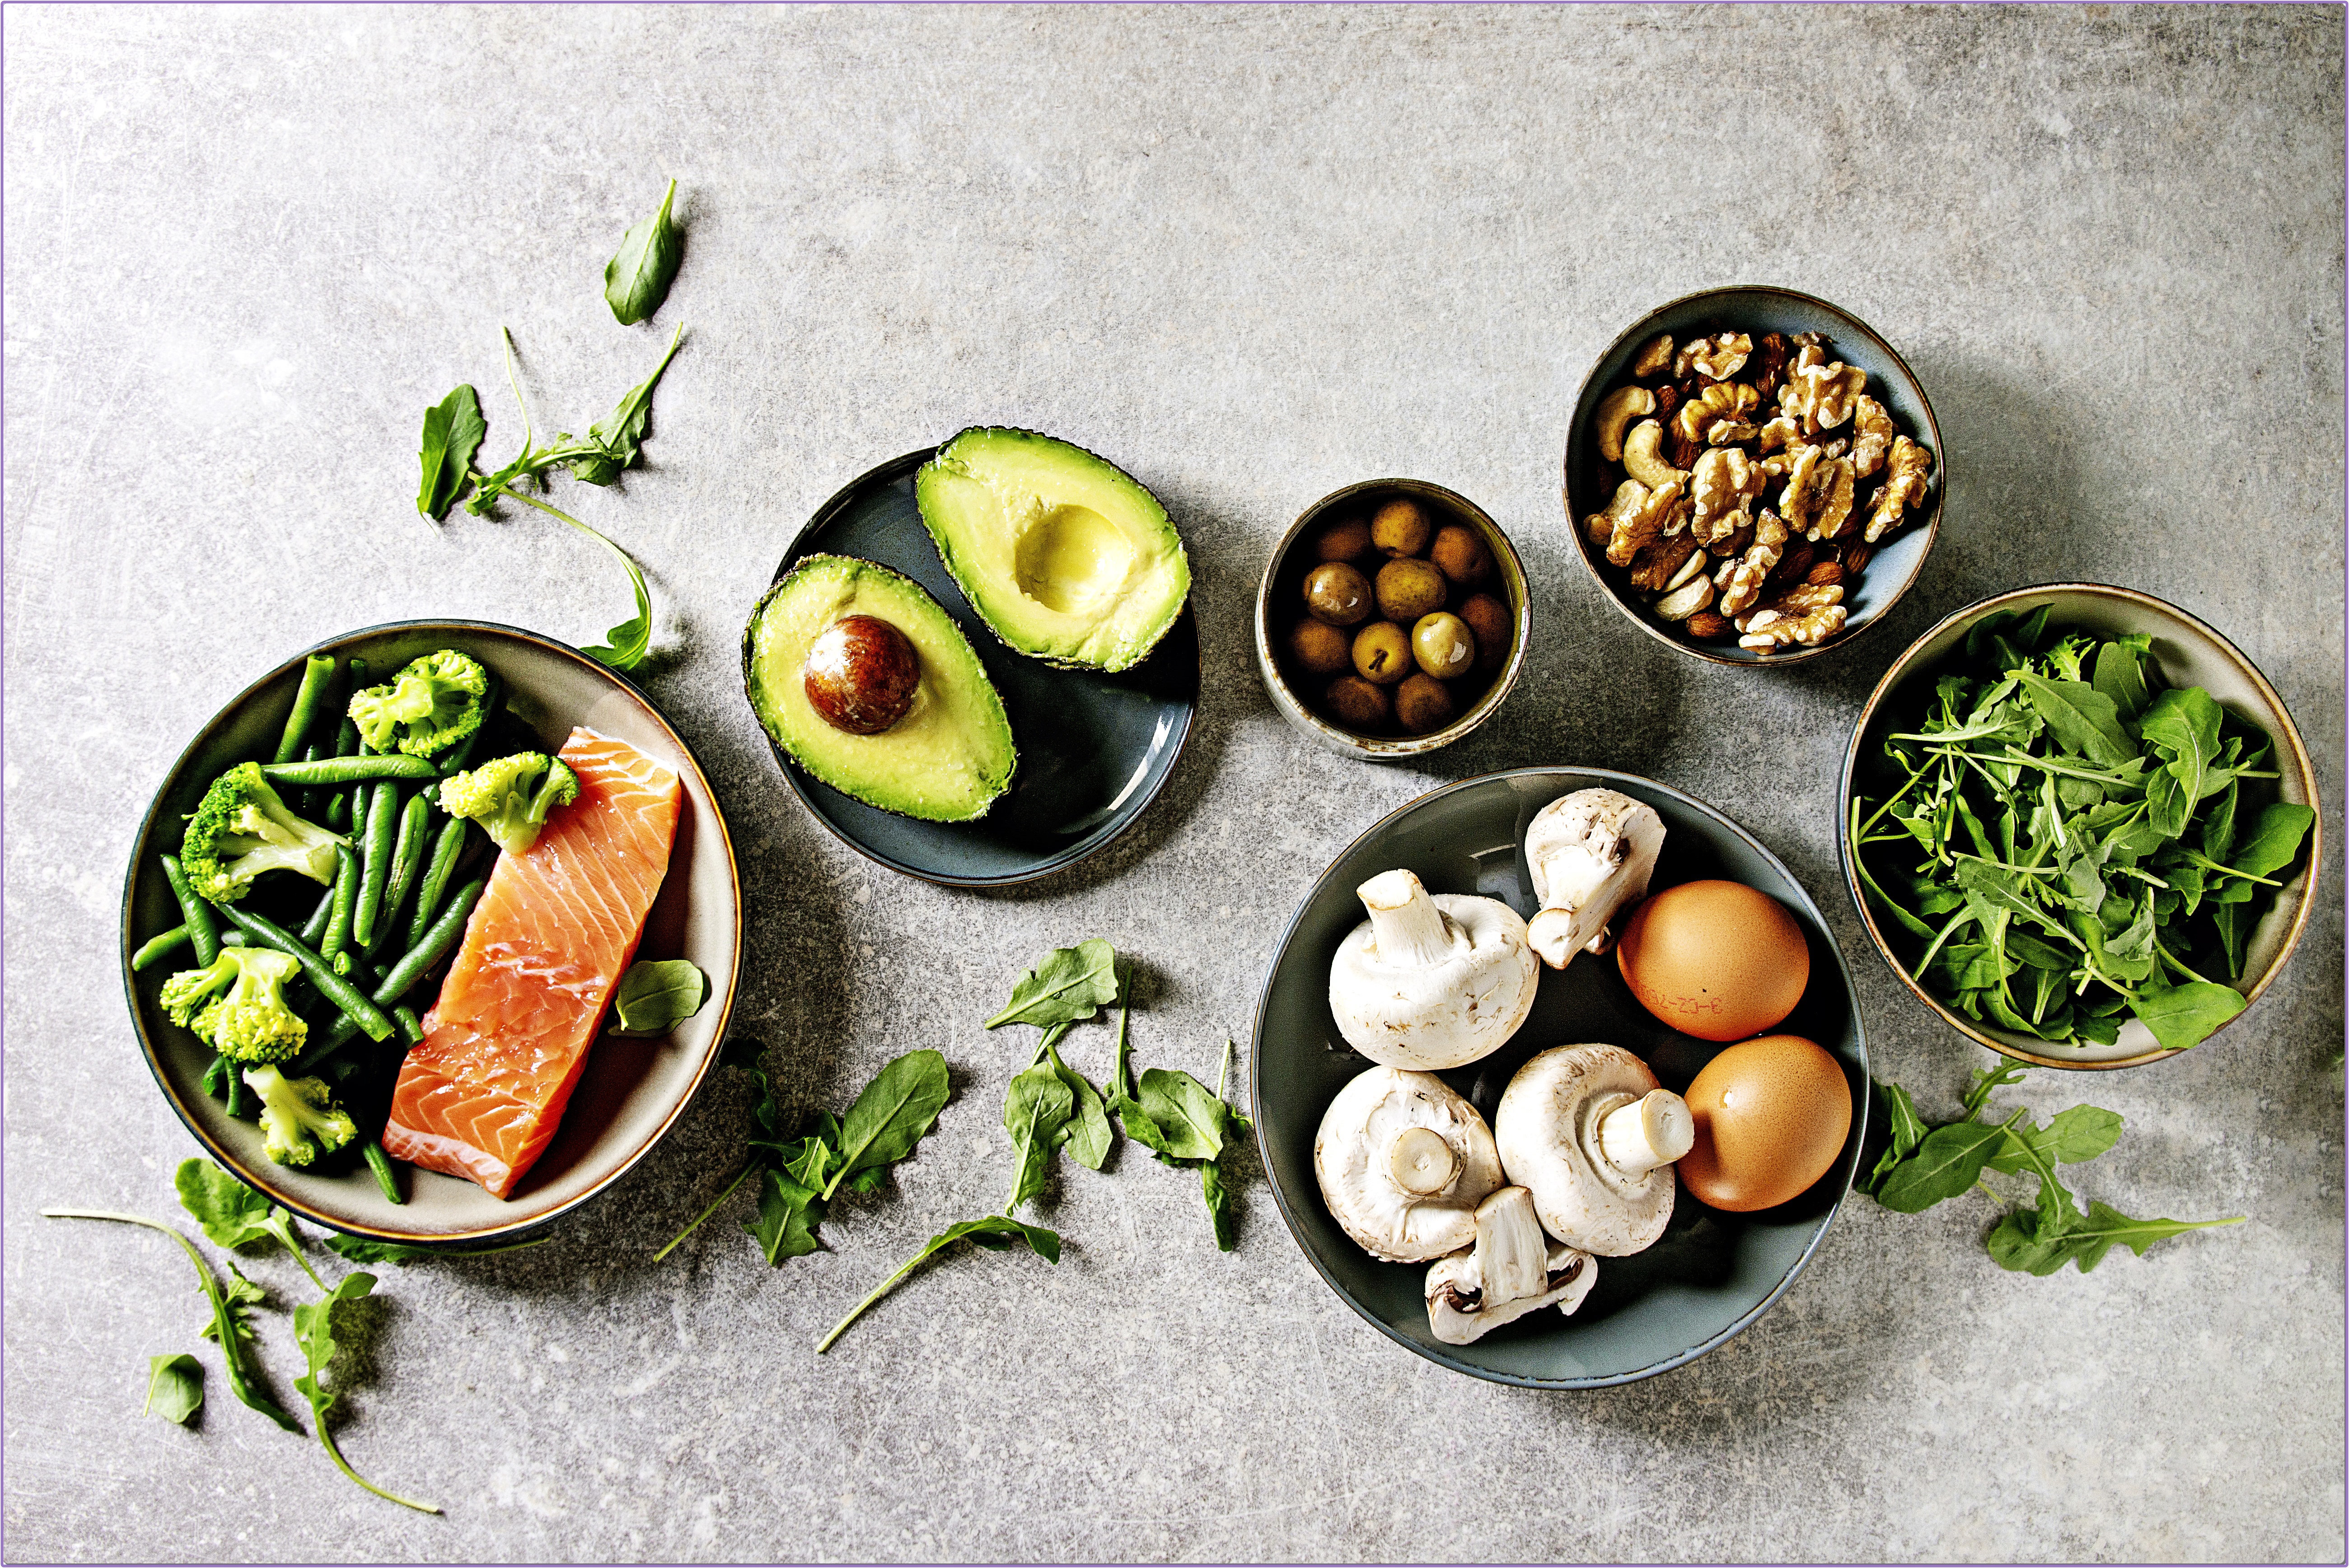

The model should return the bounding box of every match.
[1002,1061,1075,1213]
[416,385,487,520]
[610,959,710,1037]
[292,1274,440,1514]
[41,1208,301,1433]
[144,1353,204,1425]
[173,1158,326,1291]
[824,1049,953,1201]
[567,323,686,484]
[1044,1041,1114,1172]
[815,1215,1059,1354]
[604,177,684,327]
[323,1233,553,1266]
[985,938,1121,1030]
[199,1261,267,1351]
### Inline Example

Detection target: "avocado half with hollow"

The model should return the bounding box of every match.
[744,554,1017,822]
[914,427,1192,672]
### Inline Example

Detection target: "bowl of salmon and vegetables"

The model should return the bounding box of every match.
[122,621,742,1245]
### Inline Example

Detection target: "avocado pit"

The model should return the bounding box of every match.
[803,614,922,735]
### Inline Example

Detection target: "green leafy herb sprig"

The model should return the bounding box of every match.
[604,177,684,326]
[416,323,684,671]
[1849,608,2314,1052]
[1862,1061,2242,1274]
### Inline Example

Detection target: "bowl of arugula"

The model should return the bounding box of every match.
[1840,583,2321,1069]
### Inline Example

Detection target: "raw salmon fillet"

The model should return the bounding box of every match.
[384,727,681,1198]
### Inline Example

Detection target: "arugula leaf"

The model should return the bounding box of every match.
[1202,1159,1237,1252]
[1874,1113,2021,1213]
[324,1232,552,1266]
[416,385,487,520]
[987,938,1122,1030]
[609,958,710,1037]
[199,1261,267,1349]
[824,1049,951,1198]
[572,322,685,482]
[2200,779,2240,863]
[174,1158,325,1291]
[144,1353,204,1425]
[1989,1199,2241,1275]
[1986,1105,2124,1173]
[2139,687,2225,811]
[748,1167,824,1265]
[1864,1078,1928,1192]
[2016,674,2135,766]
[815,1214,1059,1354]
[2091,639,2152,721]
[1044,1042,1113,1172]
[604,178,683,327]
[292,1274,440,1513]
[41,1209,302,1433]
[1002,1062,1075,1213]
[1136,1069,1226,1162]
[2128,980,2247,1052]
[2230,802,2316,882]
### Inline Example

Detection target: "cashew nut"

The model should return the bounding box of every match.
[1592,385,1656,464]
[1620,420,1682,490]
[1655,574,1714,621]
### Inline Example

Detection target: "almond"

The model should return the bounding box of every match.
[1684,611,1733,639]
[1806,561,1847,587]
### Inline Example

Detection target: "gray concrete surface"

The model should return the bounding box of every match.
[5,5,2344,1561]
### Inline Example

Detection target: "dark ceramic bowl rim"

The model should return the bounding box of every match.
[1836,581,2325,1070]
[1562,283,1945,669]
[1249,764,1870,1388]
[760,446,1199,888]
[119,619,744,1244]
[1252,477,1533,759]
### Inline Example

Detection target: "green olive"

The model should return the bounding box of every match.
[1457,593,1511,672]
[1428,524,1494,588]
[1301,562,1373,627]
[1315,518,1374,564]
[1324,674,1392,731]
[1351,621,1412,685]
[1411,612,1475,680]
[1374,557,1447,623]
[1394,673,1457,735]
[1370,497,1432,558]
[1287,617,1352,676]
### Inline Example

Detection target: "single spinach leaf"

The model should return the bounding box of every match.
[816,1213,1059,1354]
[1874,1115,2020,1213]
[610,959,710,1036]
[826,1049,951,1195]
[2128,980,2247,1052]
[1002,1062,1074,1213]
[1044,1042,1113,1172]
[2016,674,2135,766]
[986,938,1121,1030]
[292,1273,440,1513]
[416,385,487,520]
[144,1353,204,1425]
[604,177,683,327]
[1136,1069,1226,1162]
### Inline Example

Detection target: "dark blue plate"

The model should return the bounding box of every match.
[1251,767,1869,1386]
[763,449,1198,886]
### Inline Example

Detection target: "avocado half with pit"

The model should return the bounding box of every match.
[913,427,1192,672]
[744,554,1017,822]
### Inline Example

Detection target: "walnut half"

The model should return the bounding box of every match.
[1864,435,1934,542]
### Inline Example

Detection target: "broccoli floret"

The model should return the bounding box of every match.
[180,762,345,902]
[242,1064,358,1168]
[159,946,308,1062]
[438,751,581,856]
[348,649,489,757]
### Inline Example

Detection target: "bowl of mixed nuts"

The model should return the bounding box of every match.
[1563,285,1943,666]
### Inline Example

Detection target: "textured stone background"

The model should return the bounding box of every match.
[5,5,2343,1561]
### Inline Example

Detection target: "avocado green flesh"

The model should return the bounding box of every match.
[914,428,1191,672]
[744,555,1017,822]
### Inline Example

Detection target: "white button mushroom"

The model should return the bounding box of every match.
[1327,868,1539,1070]
[1494,1044,1695,1256]
[1423,1185,1598,1345]
[1522,789,1667,970]
[1313,1065,1505,1262]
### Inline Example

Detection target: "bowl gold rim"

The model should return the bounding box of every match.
[1252,477,1533,759]
[119,618,744,1244]
[1835,582,2324,1071]
[1560,282,1946,670]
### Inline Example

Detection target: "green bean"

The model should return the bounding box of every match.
[202,1054,229,1097]
[221,930,246,947]
[407,817,471,950]
[319,844,360,959]
[437,669,503,779]
[392,1006,425,1046]
[324,789,351,832]
[352,780,400,948]
[273,654,339,765]
[132,925,192,972]
[159,854,221,967]
[363,1142,406,1204]
[264,754,438,787]
[332,714,360,758]
[368,795,434,957]
[211,903,393,1042]
[225,1063,249,1119]
[292,878,484,1072]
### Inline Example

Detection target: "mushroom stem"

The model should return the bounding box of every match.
[1472,1186,1549,1304]
[1356,869,1459,969]
[1388,1125,1460,1196]
[1597,1089,1695,1179]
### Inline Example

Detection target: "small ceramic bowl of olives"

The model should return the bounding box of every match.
[1253,478,1530,760]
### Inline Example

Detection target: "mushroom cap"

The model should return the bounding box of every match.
[1313,1066,1504,1263]
[1523,789,1667,971]
[1328,890,1539,1070]
[1494,1044,1677,1256]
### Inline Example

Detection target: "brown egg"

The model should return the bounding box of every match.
[1676,1034,1852,1212]
[1616,879,1809,1041]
